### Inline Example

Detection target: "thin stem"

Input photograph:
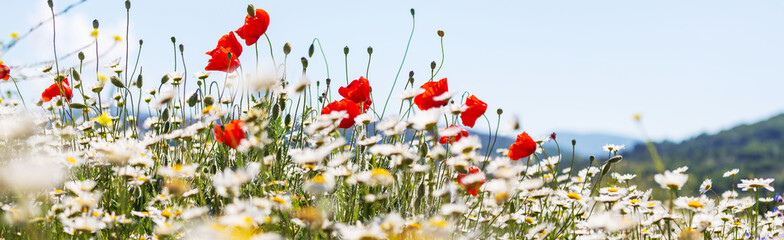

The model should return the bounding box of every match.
[380,11,415,120]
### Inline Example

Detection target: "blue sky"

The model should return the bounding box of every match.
[2,0,783,142]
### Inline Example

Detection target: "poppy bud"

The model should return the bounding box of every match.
[78,52,85,61]
[247,4,255,17]
[550,132,556,140]
[171,36,176,44]
[589,155,595,165]
[187,91,199,107]
[93,20,99,29]
[125,0,130,10]
[161,108,170,121]
[301,57,308,72]
[139,39,143,46]
[608,155,623,164]
[601,163,612,175]
[572,139,576,146]
[308,44,315,58]
[325,78,331,86]
[430,61,436,70]
[203,95,214,106]
[409,71,414,78]
[367,46,373,55]
[69,103,87,109]
[496,108,503,115]
[179,44,184,53]
[437,30,444,37]
[110,76,125,88]
[71,68,81,82]
[410,8,415,16]
[136,72,143,88]
[344,46,350,56]
[284,114,292,126]
[283,42,292,55]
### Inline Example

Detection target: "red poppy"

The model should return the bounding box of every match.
[205,32,243,73]
[0,63,9,81]
[338,76,372,112]
[214,120,246,149]
[321,99,361,128]
[457,166,485,196]
[236,8,270,46]
[508,132,537,161]
[439,124,469,144]
[460,95,487,128]
[41,78,73,102]
[413,78,449,110]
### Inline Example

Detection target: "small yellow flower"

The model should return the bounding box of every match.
[10,32,19,40]
[96,112,112,126]
[633,113,641,121]
[113,35,123,42]
[90,29,99,38]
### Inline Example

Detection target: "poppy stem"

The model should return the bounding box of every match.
[432,36,445,80]
[380,10,415,120]
[8,76,27,110]
[264,33,277,67]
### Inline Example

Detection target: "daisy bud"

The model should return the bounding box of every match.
[92,19,99,29]
[247,4,255,17]
[410,8,415,16]
[430,61,436,70]
[125,0,130,10]
[308,44,315,58]
[437,30,444,37]
[367,46,373,55]
[78,52,85,61]
[496,108,503,115]
[283,42,292,55]
[171,36,176,44]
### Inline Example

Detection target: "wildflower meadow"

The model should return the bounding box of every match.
[0,1,780,239]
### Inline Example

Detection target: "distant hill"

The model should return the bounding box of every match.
[467,130,639,158]
[622,113,784,194]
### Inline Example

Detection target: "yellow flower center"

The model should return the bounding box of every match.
[566,192,582,200]
[371,168,392,177]
[524,217,534,224]
[311,175,326,184]
[687,201,703,209]
[607,188,618,192]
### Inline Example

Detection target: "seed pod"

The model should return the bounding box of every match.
[343,46,349,55]
[171,36,176,44]
[430,61,436,70]
[125,0,130,10]
[410,8,415,16]
[437,30,444,37]
[247,4,255,17]
[92,19,99,29]
[497,108,503,115]
[78,52,85,61]
[367,46,373,55]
